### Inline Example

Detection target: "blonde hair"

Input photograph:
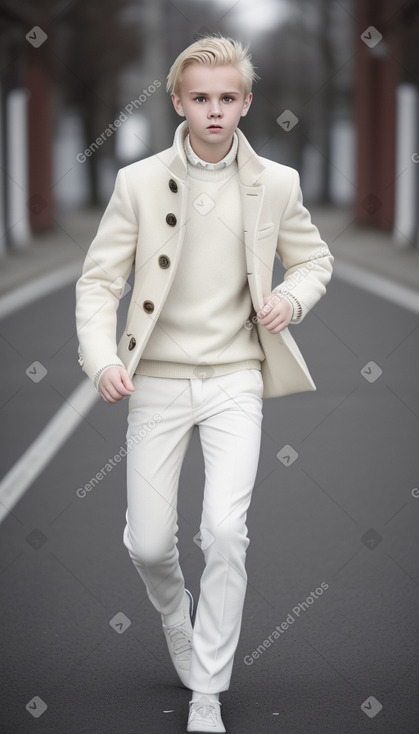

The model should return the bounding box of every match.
[166,34,259,98]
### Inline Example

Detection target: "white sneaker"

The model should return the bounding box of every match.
[187,696,226,732]
[162,588,194,687]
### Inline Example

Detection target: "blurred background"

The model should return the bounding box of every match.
[1,4,419,733]
[1,0,419,257]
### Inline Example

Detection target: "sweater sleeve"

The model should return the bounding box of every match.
[75,168,138,384]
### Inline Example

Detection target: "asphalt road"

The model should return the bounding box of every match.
[0,265,418,734]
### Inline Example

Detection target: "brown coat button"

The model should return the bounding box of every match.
[128,337,136,351]
[143,300,154,313]
[168,178,178,192]
[158,254,170,269]
[166,213,177,226]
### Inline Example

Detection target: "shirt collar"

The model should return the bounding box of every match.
[184,131,238,170]
[167,120,266,185]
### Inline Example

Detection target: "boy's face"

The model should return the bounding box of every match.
[171,63,252,161]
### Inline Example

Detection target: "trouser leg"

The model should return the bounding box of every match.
[188,369,264,693]
[123,374,194,616]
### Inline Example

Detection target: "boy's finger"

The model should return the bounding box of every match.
[259,307,278,324]
[101,387,118,403]
[114,384,132,397]
[120,372,135,391]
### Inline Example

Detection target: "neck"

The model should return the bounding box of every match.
[188,131,234,164]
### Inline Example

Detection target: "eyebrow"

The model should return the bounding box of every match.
[187,90,241,95]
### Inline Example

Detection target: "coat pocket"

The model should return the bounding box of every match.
[257,223,275,239]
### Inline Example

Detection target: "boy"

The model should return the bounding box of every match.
[75,35,333,733]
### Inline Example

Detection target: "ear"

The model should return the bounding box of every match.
[240,92,253,118]
[171,93,185,117]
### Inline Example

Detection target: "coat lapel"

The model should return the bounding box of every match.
[235,126,267,312]
[240,183,265,311]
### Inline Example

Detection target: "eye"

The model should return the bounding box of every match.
[194,96,206,103]
[223,96,234,103]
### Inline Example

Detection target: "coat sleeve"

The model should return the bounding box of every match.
[272,168,334,323]
[75,168,138,385]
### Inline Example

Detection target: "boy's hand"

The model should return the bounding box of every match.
[257,292,293,334]
[99,366,135,403]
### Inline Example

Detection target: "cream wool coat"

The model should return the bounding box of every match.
[75,120,334,399]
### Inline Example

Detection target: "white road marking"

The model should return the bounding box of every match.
[332,260,419,314]
[0,261,82,320]
[0,379,98,524]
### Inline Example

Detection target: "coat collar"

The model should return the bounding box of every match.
[166,120,266,186]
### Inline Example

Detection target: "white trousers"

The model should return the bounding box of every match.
[122,368,263,693]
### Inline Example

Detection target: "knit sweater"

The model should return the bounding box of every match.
[134,132,265,379]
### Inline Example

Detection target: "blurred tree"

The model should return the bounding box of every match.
[244,0,353,199]
[50,0,145,204]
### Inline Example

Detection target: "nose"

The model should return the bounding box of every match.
[208,100,222,118]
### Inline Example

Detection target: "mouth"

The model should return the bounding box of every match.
[207,125,223,130]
